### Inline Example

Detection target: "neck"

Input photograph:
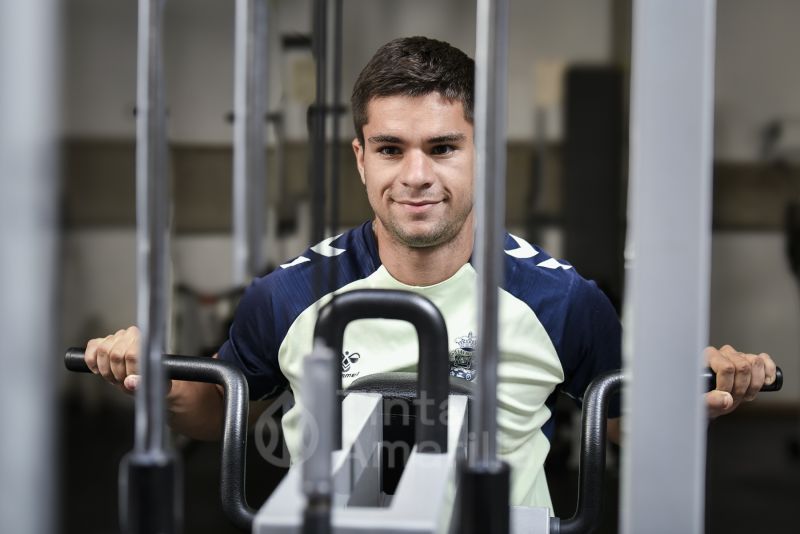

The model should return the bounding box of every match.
[372,216,474,286]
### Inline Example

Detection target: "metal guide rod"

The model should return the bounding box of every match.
[135,0,169,455]
[0,2,58,533]
[124,1,182,531]
[233,0,269,285]
[472,0,509,468]
[301,344,335,534]
[311,0,327,248]
[329,0,343,236]
[310,0,328,309]
[621,1,716,533]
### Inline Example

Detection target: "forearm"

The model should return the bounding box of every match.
[167,379,225,441]
[607,417,621,445]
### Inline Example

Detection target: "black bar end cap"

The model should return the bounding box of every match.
[119,451,183,534]
[457,459,511,534]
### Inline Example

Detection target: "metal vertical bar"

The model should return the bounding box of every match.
[311,0,327,249]
[472,0,509,469]
[233,0,269,285]
[0,2,58,533]
[135,0,169,458]
[329,0,343,236]
[124,1,181,532]
[621,1,716,533]
[301,343,335,534]
[459,2,511,531]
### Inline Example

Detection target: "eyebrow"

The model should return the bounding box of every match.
[367,133,467,145]
[367,134,402,144]
[427,133,467,144]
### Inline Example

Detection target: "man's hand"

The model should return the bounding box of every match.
[84,326,167,395]
[705,345,777,419]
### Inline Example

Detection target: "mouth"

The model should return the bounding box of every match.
[394,199,442,214]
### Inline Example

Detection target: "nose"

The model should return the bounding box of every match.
[401,149,434,189]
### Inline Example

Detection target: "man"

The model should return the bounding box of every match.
[84,37,778,510]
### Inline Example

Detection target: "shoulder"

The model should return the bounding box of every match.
[244,221,382,323]
[500,233,621,393]
[501,233,591,305]
[500,232,617,335]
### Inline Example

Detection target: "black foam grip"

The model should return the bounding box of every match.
[704,366,783,392]
[65,348,255,532]
[314,289,450,453]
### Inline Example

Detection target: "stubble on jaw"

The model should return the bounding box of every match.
[370,193,474,251]
[378,210,466,248]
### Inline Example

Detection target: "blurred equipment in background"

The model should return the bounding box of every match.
[174,284,246,356]
[563,66,625,312]
[762,118,800,168]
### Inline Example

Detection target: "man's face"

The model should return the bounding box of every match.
[352,93,474,249]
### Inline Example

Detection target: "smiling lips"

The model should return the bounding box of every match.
[395,199,442,214]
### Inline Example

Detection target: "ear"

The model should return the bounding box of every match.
[352,137,366,185]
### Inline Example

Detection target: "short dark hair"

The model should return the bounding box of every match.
[351,36,474,146]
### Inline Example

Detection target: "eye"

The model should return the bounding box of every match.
[431,144,455,156]
[378,146,401,156]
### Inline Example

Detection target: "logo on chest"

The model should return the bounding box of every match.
[449,332,477,381]
[341,350,361,379]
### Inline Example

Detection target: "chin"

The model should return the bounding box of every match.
[395,226,452,248]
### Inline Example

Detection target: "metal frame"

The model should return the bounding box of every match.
[621,1,717,532]
[472,0,509,470]
[135,0,170,459]
[0,1,59,533]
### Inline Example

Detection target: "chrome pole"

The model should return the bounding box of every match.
[311,0,327,242]
[0,1,59,533]
[301,343,335,534]
[329,0,343,236]
[621,1,716,532]
[233,0,269,284]
[472,0,509,470]
[460,1,511,532]
[134,0,169,459]
[124,0,180,531]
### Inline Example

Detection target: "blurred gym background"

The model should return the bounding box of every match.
[3,1,800,532]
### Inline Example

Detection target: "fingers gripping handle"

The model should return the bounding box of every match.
[554,366,784,534]
[704,366,783,392]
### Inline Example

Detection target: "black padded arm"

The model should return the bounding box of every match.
[64,348,255,532]
[314,289,450,453]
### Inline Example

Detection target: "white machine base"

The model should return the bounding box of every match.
[253,393,552,534]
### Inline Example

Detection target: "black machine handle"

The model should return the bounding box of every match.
[314,289,450,453]
[553,365,784,534]
[554,371,621,534]
[64,348,256,532]
[704,366,783,392]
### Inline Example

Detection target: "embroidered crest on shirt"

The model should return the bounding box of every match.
[341,350,361,379]
[449,332,477,381]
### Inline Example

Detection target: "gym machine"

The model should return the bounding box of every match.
[65,293,784,533]
[63,0,787,533]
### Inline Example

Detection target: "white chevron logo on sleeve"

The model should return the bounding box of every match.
[311,234,346,257]
[504,234,539,259]
[280,256,311,269]
[536,258,573,270]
